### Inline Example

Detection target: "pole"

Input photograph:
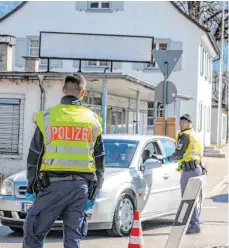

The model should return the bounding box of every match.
[102,67,109,134]
[216,1,225,149]
[163,62,168,135]
[136,90,140,134]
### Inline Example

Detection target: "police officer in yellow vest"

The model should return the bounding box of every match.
[167,114,205,235]
[22,74,105,248]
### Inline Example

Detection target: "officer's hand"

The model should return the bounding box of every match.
[165,155,172,162]
[85,200,95,212]
[25,192,36,201]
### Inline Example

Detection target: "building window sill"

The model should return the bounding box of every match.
[144,67,161,72]
[86,9,113,13]
[85,65,110,69]
[0,154,23,160]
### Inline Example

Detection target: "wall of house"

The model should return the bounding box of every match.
[0,1,216,136]
[211,107,227,145]
[0,77,148,176]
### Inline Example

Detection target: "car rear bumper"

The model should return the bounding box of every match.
[0,195,116,230]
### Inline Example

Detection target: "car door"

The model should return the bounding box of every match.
[158,138,181,211]
[140,140,174,216]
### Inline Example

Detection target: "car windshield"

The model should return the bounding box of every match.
[103,139,139,168]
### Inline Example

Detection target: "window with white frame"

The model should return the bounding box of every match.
[205,53,209,80]
[29,38,47,65]
[0,98,21,154]
[147,42,168,68]
[89,1,111,9]
[207,106,210,131]
[87,60,109,67]
[208,58,212,83]
[198,102,203,131]
[200,46,204,75]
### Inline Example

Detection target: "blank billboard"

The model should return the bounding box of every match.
[39,32,154,63]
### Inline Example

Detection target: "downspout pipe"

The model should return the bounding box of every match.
[38,75,45,111]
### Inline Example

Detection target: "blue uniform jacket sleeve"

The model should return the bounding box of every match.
[26,127,44,194]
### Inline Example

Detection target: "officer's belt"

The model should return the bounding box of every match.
[49,174,84,182]
[181,160,200,171]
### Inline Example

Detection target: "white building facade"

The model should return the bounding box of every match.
[0,1,218,145]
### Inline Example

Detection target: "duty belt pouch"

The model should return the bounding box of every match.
[38,172,50,190]
[190,161,196,170]
[81,213,89,239]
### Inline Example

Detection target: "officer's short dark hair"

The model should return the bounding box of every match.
[63,74,86,95]
[180,114,192,123]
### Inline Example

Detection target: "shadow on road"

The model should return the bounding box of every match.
[211,194,229,203]
[0,218,174,244]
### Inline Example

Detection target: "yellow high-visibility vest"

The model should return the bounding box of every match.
[36,104,102,173]
[177,129,203,171]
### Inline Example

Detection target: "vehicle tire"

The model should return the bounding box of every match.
[9,227,23,233]
[107,192,136,237]
[197,189,203,216]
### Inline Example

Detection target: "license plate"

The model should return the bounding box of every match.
[21,203,32,212]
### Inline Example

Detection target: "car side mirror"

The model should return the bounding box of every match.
[151,154,165,164]
[140,158,162,171]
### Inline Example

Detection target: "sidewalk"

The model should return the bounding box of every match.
[203,144,228,193]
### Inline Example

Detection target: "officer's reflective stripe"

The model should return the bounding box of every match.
[40,164,95,172]
[43,159,92,166]
[45,145,92,155]
[44,152,93,161]
[44,109,51,145]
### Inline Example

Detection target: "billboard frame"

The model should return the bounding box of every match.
[38,31,154,71]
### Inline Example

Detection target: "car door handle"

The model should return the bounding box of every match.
[163,173,170,180]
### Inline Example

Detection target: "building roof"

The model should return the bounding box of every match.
[0,1,220,56]
[0,71,192,101]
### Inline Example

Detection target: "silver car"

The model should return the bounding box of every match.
[0,134,205,237]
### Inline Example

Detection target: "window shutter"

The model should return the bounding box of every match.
[0,99,20,154]
[170,41,182,71]
[73,60,80,68]
[15,38,27,68]
[132,62,145,70]
[50,59,63,68]
[111,1,124,11]
[113,62,122,70]
[75,1,88,11]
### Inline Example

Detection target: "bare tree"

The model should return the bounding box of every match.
[175,1,228,41]
[212,69,228,106]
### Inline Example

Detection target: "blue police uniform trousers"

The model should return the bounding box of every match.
[180,164,202,230]
[22,179,88,248]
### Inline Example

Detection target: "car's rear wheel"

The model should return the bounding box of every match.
[9,227,23,233]
[107,192,135,237]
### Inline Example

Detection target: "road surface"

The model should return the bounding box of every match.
[0,181,228,248]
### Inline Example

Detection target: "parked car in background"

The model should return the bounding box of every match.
[0,134,206,237]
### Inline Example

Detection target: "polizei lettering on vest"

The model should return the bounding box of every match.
[51,126,92,142]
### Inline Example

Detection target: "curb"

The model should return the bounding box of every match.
[207,174,228,198]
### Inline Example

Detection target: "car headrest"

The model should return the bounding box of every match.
[118,144,129,153]
[142,150,150,161]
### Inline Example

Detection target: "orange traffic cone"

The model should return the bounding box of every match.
[128,210,144,248]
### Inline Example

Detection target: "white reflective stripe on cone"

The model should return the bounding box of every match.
[132,220,141,228]
[165,176,203,248]
[129,236,144,245]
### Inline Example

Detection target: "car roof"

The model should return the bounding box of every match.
[102,134,175,142]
